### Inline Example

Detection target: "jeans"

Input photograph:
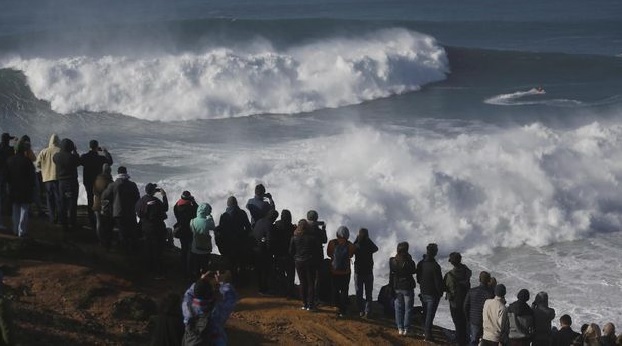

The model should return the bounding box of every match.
[470,323,483,346]
[295,260,317,309]
[332,273,350,315]
[355,272,374,314]
[44,181,61,223]
[58,179,78,231]
[12,203,29,237]
[421,294,440,339]
[394,289,414,331]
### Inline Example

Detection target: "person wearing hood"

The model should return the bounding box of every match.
[353,228,378,318]
[532,291,556,346]
[390,241,417,336]
[101,166,140,252]
[252,209,279,295]
[482,284,510,346]
[6,140,35,237]
[289,219,320,311]
[36,134,62,224]
[507,289,535,346]
[188,203,215,281]
[327,226,356,317]
[53,138,81,232]
[136,183,169,279]
[174,191,198,280]
[417,243,444,342]
[464,271,495,346]
[80,140,113,231]
[92,163,114,249]
[215,196,252,286]
[0,133,16,230]
[269,209,296,297]
[444,252,472,345]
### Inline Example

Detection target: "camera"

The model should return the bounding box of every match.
[264,193,272,199]
[155,188,162,193]
[317,221,325,226]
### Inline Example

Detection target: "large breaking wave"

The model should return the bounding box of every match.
[2,29,448,121]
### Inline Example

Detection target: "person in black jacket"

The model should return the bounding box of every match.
[215,196,253,286]
[552,314,580,346]
[101,166,140,252]
[252,209,278,295]
[173,191,198,281]
[6,141,35,237]
[269,209,296,297]
[289,219,320,311]
[353,228,378,318]
[464,271,495,346]
[444,252,472,346]
[53,138,81,232]
[136,183,169,279]
[80,140,113,231]
[507,289,534,346]
[0,133,16,229]
[416,243,444,342]
[390,241,417,336]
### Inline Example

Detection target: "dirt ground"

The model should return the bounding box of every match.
[0,210,450,345]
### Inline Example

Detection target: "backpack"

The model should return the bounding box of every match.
[332,242,350,271]
[192,218,213,253]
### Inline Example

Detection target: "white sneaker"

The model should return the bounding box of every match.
[398,329,405,336]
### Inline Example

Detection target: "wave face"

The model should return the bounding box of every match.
[2,29,448,121]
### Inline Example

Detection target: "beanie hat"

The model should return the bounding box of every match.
[495,284,506,297]
[181,191,192,200]
[117,166,127,174]
[89,139,99,149]
[517,288,530,302]
[145,183,157,195]
[336,226,349,240]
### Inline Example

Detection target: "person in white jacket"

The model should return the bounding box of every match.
[482,284,510,346]
[36,134,61,223]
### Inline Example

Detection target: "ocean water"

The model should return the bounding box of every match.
[1,0,622,328]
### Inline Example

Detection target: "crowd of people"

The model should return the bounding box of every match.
[0,132,620,345]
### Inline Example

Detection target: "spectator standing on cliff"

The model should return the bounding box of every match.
[246,184,275,225]
[6,140,35,238]
[269,209,296,298]
[507,289,534,346]
[53,138,81,232]
[390,241,417,337]
[353,228,378,319]
[552,314,579,346]
[252,209,279,295]
[36,134,61,224]
[444,252,472,345]
[136,183,169,279]
[532,291,556,346]
[174,191,198,280]
[326,226,356,318]
[80,140,113,231]
[481,284,509,346]
[417,243,444,342]
[101,166,140,251]
[0,133,16,231]
[290,219,319,311]
[92,164,114,249]
[215,196,252,286]
[188,203,215,281]
[464,271,495,346]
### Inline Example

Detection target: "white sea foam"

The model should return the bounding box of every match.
[484,88,584,107]
[2,29,448,120]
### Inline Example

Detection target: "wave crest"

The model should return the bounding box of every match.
[3,29,448,121]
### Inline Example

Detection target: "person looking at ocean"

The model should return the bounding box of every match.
[464,271,495,346]
[0,133,16,232]
[252,209,278,295]
[188,203,215,281]
[246,183,275,225]
[80,140,113,231]
[6,139,35,238]
[306,210,327,305]
[101,166,140,252]
[417,243,444,342]
[53,138,81,233]
[135,183,169,279]
[507,289,535,346]
[215,196,252,286]
[353,227,378,319]
[444,252,472,345]
[36,134,61,224]
[552,314,580,346]
[173,191,198,281]
[92,164,113,249]
[290,219,319,311]
[269,209,296,298]
[389,241,417,336]
[481,284,509,346]
[532,291,556,346]
[327,226,356,318]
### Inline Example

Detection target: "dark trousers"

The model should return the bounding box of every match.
[450,305,468,345]
[481,340,499,346]
[275,255,296,297]
[95,211,113,249]
[295,260,317,308]
[58,179,78,231]
[355,272,373,315]
[254,250,272,293]
[145,232,165,276]
[83,183,96,229]
[332,273,350,315]
[509,339,532,346]
[44,181,61,223]
[115,216,138,251]
[470,323,483,346]
[180,236,191,279]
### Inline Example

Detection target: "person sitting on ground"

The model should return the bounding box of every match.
[327,226,356,318]
[150,293,184,346]
[389,241,417,337]
[0,270,15,346]
[417,243,444,342]
[584,324,601,346]
[444,252,472,346]
[36,134,61,224]
[507,289,535,346]
[80,140,113,231]
[182,270,237,346]
[93,164,114,249]
[6,140,36,238]
[353,228,378,319]
[269,209,296,298]
[481,284,509,346]
[215,196,252,286]
[552,314,580,346]
[246,184,275,225]
[101,166,140,252]
[289,219,319,311]
[188,203,215,281]
[601,323,617,346]
[173,191,198,281]
[136,183,169,279]
[532,291,556,346]
[464,271,495,346]
[252,209,279,295]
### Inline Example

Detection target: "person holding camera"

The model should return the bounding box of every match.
[53,138,81,232]
[80,140,113,231]
[246,184,275,225]
[174,191,198,280]
[135,183,168,279]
